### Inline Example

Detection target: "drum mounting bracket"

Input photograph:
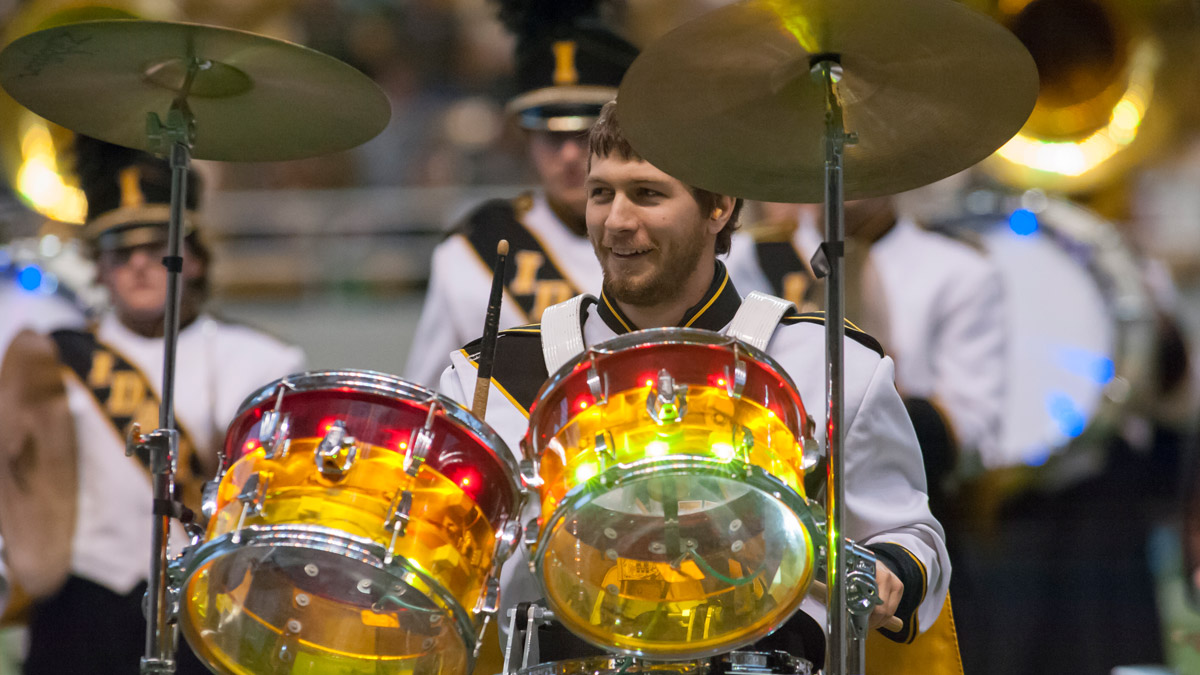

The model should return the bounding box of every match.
[315,420,358,478]
[647,368,689,425]
[405,401,441,477]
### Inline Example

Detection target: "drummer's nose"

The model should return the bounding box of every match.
[605,193,638,233]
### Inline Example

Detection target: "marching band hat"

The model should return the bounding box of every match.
[73,135,206,256]
[500,1,638,131]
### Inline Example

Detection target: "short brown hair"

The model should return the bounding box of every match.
[588,100,742,255]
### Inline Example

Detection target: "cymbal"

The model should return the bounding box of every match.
[617,0,1038,203]
[0,20,390,162]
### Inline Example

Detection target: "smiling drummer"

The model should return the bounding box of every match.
[438,101,955,671]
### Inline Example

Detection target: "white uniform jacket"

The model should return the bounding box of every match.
[440,262,951,654]
[404,192,601,388]
[51,313,304,595]
[726,216,1006,464]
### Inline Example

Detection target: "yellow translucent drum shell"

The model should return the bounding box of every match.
[537,385,806,523]
[210,439,497,609]
[533,386,814,657]
[184,440,497,674]
[182,547,467,675]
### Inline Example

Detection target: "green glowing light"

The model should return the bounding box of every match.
[646,441,671,457]
[575,462,599,483]
[712,442,737,462]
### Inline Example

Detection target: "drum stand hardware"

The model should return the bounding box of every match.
[314,419,359,478]
[259,409,292,460]
[405,400,441,476]
[125,423,185,675]
[384,489,414,563]
[259,390,293,462]
[809,55,866,675]
[230,472,270,544]
[646,369,689,425]
[799,416,821,473]
[502,602,557,675]
[499,603,816,675]
[471,517,523,659]
[723,348,748,400]
[472,577,502,658]
[813,540,883,637]
[199,480,221,523]
[594,430,617,463]
[586,354,608,403]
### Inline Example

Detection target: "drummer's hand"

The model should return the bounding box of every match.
[870,562,904,629]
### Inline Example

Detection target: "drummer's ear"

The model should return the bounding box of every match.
[707,195,735,231]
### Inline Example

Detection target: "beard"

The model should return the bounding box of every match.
[601,229,708,308]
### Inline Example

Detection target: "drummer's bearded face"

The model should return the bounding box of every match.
[585,154,724,308]
[98,239,207,336]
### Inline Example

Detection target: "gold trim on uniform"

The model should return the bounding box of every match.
[682,270,730,328]
[458,348,531,418]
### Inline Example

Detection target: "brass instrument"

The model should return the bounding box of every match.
[963,0,1178,193]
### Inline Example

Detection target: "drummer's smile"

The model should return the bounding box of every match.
[610,246,653,259]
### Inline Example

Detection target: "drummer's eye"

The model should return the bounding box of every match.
[637,188,662,199]
[589,187,612,201]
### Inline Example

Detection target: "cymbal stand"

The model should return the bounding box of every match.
[810,57,878,675]
[124,59,201,675]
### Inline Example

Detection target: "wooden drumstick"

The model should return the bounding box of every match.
[809,579,904,633]
[471,240,509,419]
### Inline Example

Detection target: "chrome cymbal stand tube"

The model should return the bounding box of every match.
[126,59,201,675]
[811,57,877,675]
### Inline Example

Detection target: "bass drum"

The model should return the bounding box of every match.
[937,190,1156,469]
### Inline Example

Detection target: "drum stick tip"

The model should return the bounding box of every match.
[498,239,509,256]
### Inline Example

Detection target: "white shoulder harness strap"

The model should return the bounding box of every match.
[542,291,793,372]
[540,294,594,374]
[726,291,796,351]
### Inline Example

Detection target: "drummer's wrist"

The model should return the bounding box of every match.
[866,542,924,643]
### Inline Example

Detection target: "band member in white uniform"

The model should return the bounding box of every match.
[439,102,952,670]
[725,198,1006,483]
[403,5,638,387]
[0,137,304,674]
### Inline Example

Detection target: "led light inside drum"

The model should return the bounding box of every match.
[525,330,819,659]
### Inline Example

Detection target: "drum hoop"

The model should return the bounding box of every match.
[178,523,478,650]
[232,369,524,496]
[517,652,813,675]
[528,328,806,452]
[530,460,818,660]
[534,458,817,560]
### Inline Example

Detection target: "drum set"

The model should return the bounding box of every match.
[0,1,1039,674]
